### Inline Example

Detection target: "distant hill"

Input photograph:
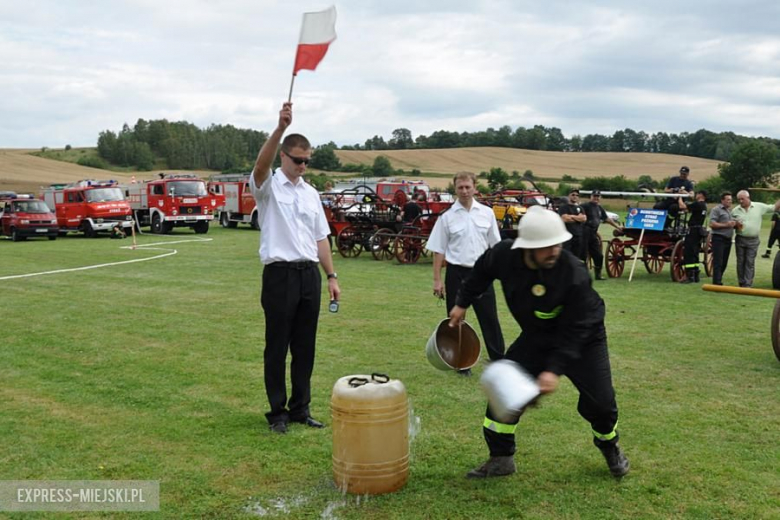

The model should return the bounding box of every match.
[0,147,723,193]
[335,147,723,181]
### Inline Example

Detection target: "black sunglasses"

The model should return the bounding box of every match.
[284,152,310,165]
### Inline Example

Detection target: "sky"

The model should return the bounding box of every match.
[2,1,780,149]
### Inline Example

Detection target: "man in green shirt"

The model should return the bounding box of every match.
[731,190,779,287]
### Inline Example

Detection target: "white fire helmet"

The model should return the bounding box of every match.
[511,206,572,250]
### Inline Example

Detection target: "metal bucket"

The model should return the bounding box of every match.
[425,319,481,371]
[480,360,540,423]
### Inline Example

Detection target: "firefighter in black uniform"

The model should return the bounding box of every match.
[581,190,622,280]
[449,206,629,479]
[679,189,708,283]
[557,188,586,261]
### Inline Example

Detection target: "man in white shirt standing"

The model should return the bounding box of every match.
[428,171,505,375]
[250,102,341,434]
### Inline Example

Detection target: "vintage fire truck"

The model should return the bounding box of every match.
[0,194,59,241]
[41,180,133,237]
[122,174,217,234]
[208,173,259,229]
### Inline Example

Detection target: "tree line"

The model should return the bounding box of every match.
[92,119,779,197]
[348,126,780,163]
[96,119,267,172]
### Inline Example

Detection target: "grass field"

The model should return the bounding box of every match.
[1,223,779,519]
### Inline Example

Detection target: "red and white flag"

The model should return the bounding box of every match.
[293,5,337,76]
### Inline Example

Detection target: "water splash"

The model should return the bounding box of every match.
[243,494,308,517]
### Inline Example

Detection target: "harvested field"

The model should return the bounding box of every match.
[336,147,723,181]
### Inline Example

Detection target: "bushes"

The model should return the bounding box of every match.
[77,155,109,169]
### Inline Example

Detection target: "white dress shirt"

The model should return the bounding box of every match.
[426,199,501,267]
[250,169,329,264]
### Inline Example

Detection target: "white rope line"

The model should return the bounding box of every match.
[0,235,212,281]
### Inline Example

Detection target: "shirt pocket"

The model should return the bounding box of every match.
[449,219,467,237]
[474,214,493,231]
[298,197,320,228]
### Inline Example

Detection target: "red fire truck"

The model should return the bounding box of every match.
[41,180,133,237]
[122,174,217,234]
[209,173,259,229]
[0,194,59,241]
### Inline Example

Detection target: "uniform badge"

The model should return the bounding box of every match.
[531,284,546,297]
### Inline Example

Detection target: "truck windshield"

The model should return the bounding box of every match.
[13,200,51,213]
[168,181,207,197]
[86,188,125,202]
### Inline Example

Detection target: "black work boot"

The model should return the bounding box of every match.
[681,269,695,284]
[594,438,630,477]
[465,456,516,479]
[761,250,771,259]
[693,268,700,283]
[595,268,606,281]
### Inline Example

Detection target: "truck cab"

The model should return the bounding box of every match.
[124,174,216,234]
[1,196,59,241]
[41,180,134,237]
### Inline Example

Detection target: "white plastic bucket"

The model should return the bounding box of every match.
[480,360,540,423]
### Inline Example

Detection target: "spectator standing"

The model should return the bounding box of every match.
[581,190,622,280]
[428,171,505,375]
[731,190,777,287]
[679,190,709,283]
[761,204,780,258]
[557,188,587,260]
[708,192,737,286]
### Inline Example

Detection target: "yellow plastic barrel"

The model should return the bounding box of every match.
[331,373,409,495]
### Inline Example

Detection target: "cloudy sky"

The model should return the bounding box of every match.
[2,1,780,149]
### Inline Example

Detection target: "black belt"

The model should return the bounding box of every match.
[268,261,317,269]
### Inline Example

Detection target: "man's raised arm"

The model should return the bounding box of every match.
[252,102,293,187]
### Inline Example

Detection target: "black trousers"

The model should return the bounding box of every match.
[683,226,704,268]
[483,325,618,456]
[710,234,732,285]
[563,234,585,261]
[261,262,321,424]
[768,227,780,250]
[583,228,603,270]
[445,264,505,361]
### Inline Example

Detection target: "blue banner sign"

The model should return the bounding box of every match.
[625,208,667,231]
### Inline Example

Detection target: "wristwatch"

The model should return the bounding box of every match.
[327,272,338,280]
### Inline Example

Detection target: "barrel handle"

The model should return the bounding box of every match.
[348,377,369,387]
[371,373,389,384]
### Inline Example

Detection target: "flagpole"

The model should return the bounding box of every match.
[287,74,296,103]
[288,12,306,103]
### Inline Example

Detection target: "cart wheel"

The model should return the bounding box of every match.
[336,226,362,258]
[772,251,780,290]
[605,239,625,278]
[702,232,713,277]
[369,228,395,261]
[670,239,686,282]
[395,228,423,264]
[771,300,780,362]
[642,247,665,274]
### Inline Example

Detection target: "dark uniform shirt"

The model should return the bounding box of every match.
[666,176,693,193]
[581,202,608,230]
[557,203,584,236]
[685,200,707,227]
[456,240,605,375]
[402,201,422,223]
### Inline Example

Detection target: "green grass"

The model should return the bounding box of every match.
[1,223,778,519]
[31,148,166,173]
